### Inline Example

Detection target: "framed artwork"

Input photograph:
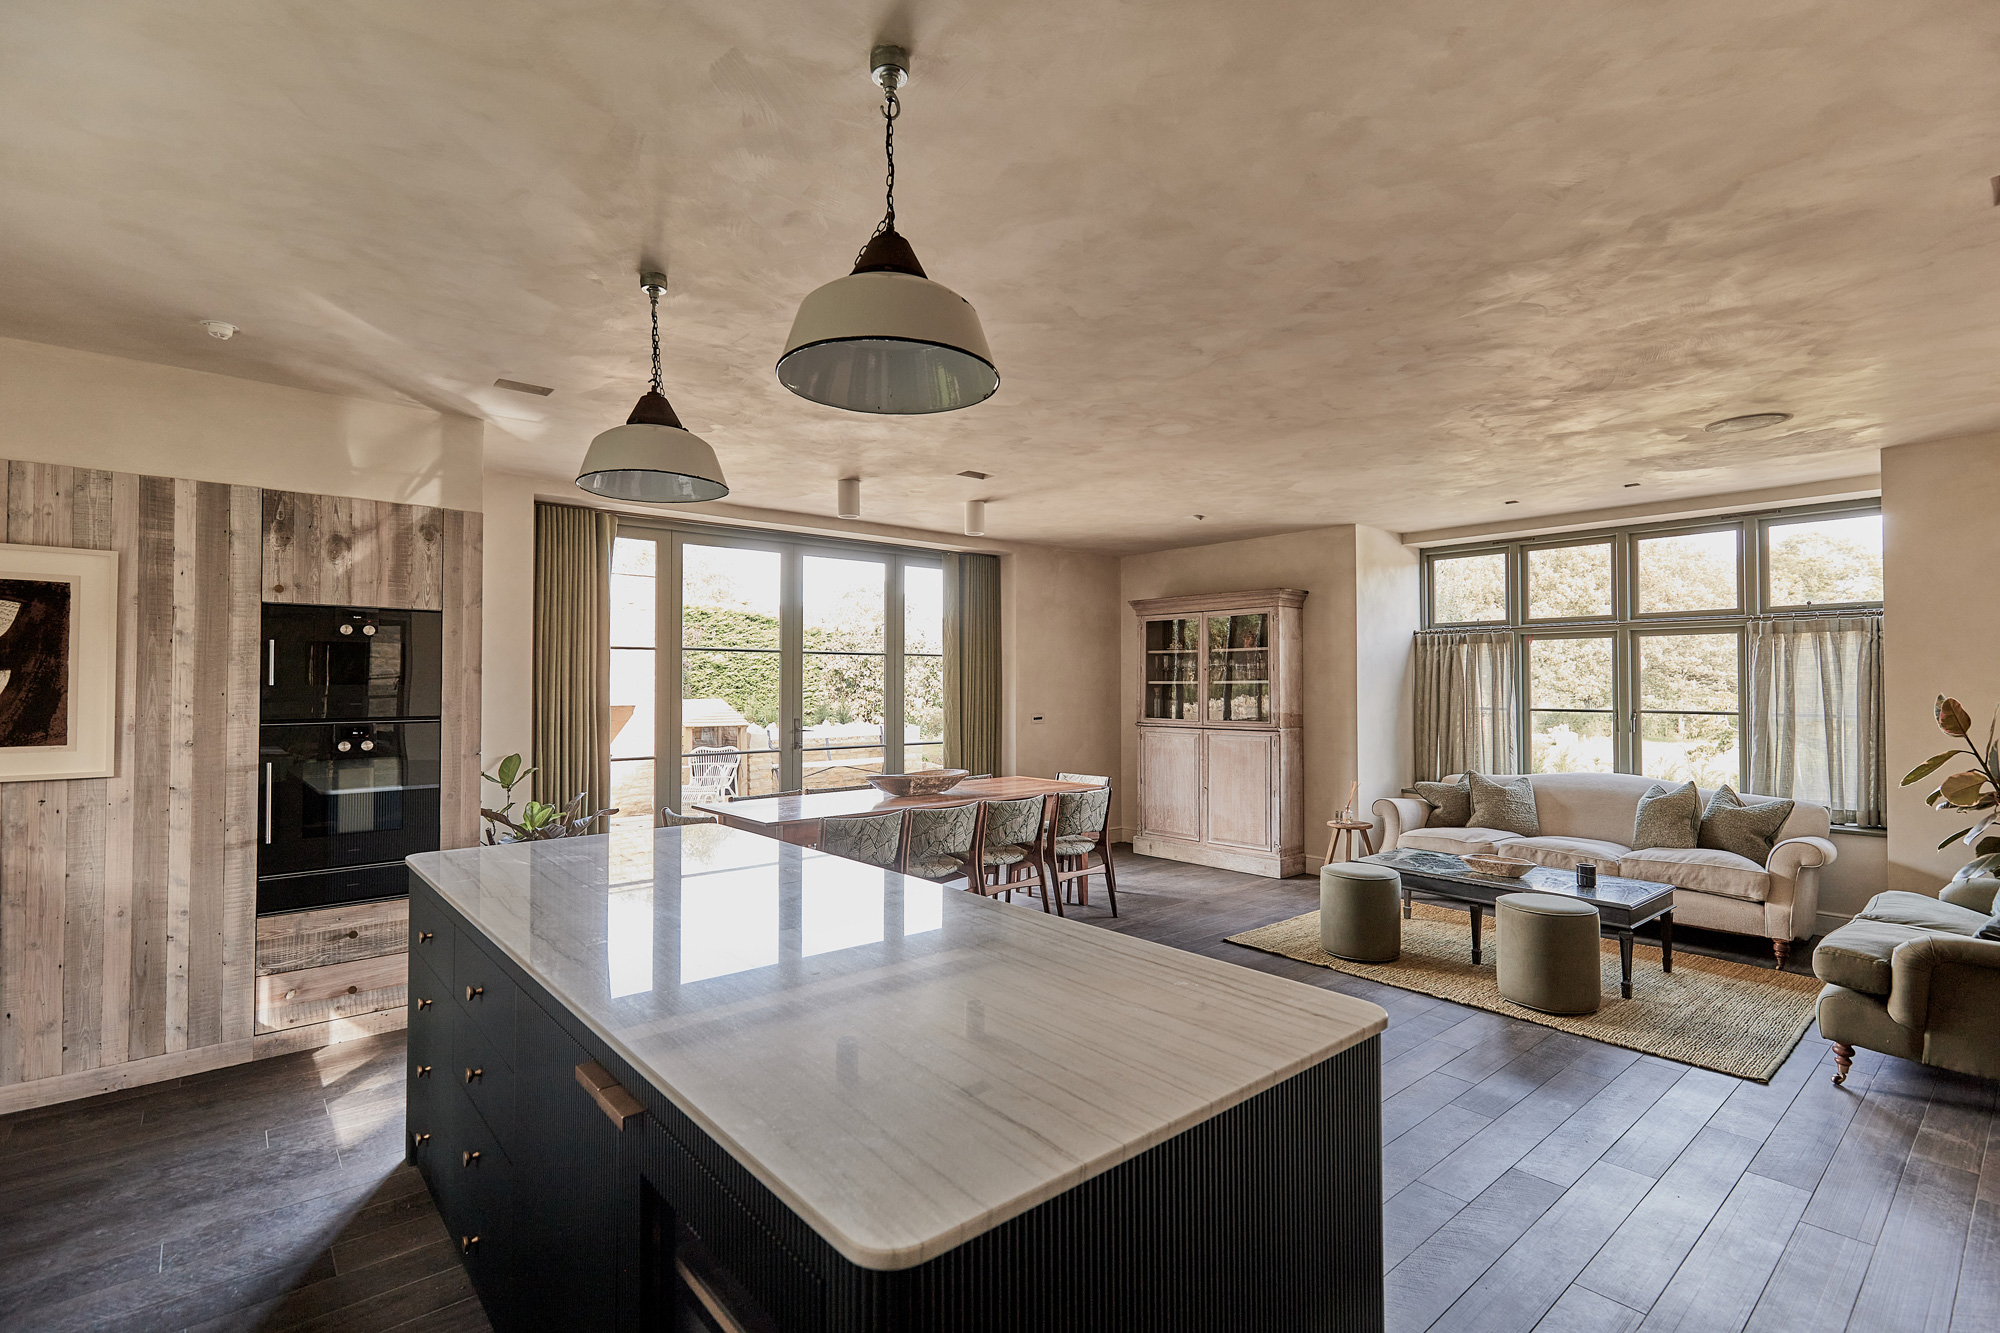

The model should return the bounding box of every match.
[0,543,118,783]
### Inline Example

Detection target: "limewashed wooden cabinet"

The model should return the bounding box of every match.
[1131,589,1305,877]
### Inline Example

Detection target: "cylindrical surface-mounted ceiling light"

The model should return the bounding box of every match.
[837,477,862,519]
[963,499,986,537]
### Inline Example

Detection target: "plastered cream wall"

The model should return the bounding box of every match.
[1882,431,2000,894]
[0,336,483,510]
[1118,525,1417,859]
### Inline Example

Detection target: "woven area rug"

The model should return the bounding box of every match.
[1227,902,1823,1081]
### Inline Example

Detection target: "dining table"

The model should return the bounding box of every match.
[694,775,1100,849]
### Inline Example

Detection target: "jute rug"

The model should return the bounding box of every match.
[1227,902,1823,1082]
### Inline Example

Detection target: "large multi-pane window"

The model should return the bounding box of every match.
[609,522,944,824]
[1422,502,1883,806]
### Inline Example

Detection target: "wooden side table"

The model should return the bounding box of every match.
[1323,820,1376,865]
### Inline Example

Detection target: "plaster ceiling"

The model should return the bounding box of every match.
[1,0,1994,553]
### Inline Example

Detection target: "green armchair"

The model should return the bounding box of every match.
[1812,876,2000,1085]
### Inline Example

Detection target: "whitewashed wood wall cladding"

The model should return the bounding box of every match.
[0,468,482,1113]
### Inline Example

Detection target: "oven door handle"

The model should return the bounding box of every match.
[264,762,274,845]
[267,638,277,688]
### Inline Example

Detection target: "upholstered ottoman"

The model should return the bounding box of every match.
[1320,862,1402,962]
[1497,892,1603,1015]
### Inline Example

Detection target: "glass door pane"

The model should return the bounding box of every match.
[1527,635,1615,773]
[902,564,945,771]
[1206,613,1271,722]
[681,544,783,804]
[1637,630,1742,786]
[609,536,657,831]
[1143,617,1200,719]
[803,554,886,789]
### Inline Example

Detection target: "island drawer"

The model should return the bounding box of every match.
[437,1092,515,1320]
[454,1015,514,1146]
[408,888,454,973]
[453,932,517,1066]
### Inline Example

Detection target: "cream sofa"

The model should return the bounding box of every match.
[1373,772,1838,964]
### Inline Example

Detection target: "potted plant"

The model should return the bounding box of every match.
[479,753,617,843]
[1900,696,2000,879]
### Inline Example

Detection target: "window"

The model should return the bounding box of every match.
[1420,502,1883,820]
[613,522,943,819]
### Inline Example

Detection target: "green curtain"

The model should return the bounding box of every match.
[943,552,1001,776]
[533,502,617,826]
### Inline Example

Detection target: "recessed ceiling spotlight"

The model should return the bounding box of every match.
[200,320,237,340]
[494,378,553,397]
[956,470,989,480]
[1704,412,1792,434]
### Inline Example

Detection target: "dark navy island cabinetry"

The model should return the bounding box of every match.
[405,828,1388,1333]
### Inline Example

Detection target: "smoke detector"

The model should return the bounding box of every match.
[200,320,238,340]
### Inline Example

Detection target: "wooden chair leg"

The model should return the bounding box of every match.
[1100,840,1118,918]
[1831,1041,1855,1086]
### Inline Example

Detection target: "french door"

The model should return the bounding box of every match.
[607,523,943,825]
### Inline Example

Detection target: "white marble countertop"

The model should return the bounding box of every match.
[406,825,1385,1271]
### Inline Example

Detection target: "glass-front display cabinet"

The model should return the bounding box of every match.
[1131,589,1306,878]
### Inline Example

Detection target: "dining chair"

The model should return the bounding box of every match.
[899,802,981,887]
[816,811,907,869]
[975,795,1057,913]
[1057,772,1110,786]
[659,808,717,827]
[1049,785,1118,917]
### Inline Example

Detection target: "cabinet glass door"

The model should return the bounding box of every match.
[1206,613,1271,722]
[1143,618,1201,720]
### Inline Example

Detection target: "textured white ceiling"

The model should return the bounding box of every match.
[0,0,1992,552]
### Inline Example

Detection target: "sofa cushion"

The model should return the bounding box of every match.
[1633,781,1701,851]
[1507,836,1633,872]
[1618,847,1772,902]
[1400,827,1523,858]
[1854,890,1990,937]
[1813,919,1935,997]
[1698,786,1795,866]
[1413,777,1471,828]
[1469,772,1541,837]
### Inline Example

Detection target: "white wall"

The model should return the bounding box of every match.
[0,336,483,510]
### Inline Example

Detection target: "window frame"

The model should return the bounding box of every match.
[1420,499,1881,797]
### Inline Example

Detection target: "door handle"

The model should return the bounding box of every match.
[263,763,274,845]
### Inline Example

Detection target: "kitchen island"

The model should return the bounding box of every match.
[405,824,1386,1332]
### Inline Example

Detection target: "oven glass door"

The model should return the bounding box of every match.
[262,605,443,721]
[259,721,441,878]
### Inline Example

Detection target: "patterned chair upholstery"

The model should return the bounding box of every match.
[1051,785,1119,917]
[659,808,717,827]
[902,803,980,883]
[817,812,906,869]
[980,796,1045,870]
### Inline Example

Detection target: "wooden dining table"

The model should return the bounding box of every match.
[694,776,1099,850]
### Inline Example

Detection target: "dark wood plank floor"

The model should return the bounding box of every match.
[2,849,1990,1333]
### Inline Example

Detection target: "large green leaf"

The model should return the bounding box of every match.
[1901,751,1963,786]
[1939,771,1994,807]
[1937,696,1974,737]
[1939,828,1974,851]
[497,752,522,788]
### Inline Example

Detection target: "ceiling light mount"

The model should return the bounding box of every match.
[870,45,909,92]
[1704,412,1792,434]
[575,270,728,505]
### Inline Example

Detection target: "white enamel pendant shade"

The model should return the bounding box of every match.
[576,390,729,504]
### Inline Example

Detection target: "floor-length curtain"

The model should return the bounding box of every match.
[1414,630,1519,781]
[1748,614,1884,826]
[942,552,1001,776]
[533,502,617,826]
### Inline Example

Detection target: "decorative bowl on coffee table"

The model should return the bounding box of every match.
[1463,854,1535,879]
[865,769,970,797]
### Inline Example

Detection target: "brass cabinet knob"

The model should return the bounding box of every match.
[460,1235,480,1255]
[464,1067,483,1083]
[414,1064,432,1077]
[462,1150,481,1167]
[411,1132,430,1149]
[417,931,434,943]
[465,985,483,1001]
[416,998,432,1011]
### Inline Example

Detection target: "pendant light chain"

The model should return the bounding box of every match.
[648,282,664,397]
[856,86,901,265]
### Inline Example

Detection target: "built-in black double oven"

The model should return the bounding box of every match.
[258,604,444,915]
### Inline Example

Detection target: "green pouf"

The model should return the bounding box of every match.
[1319,862,1402,962]
[1497,891,1603,1015]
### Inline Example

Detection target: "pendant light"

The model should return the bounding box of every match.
[777,46,997,415]
[576,271,728,504]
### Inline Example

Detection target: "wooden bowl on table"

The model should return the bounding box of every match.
[1463,855,1535,879]
[864,769,970,797]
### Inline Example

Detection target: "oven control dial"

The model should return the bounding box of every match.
[362,624,376,636]
[339,623,354,635]
[360,740,375,751]
[337,740,352,752]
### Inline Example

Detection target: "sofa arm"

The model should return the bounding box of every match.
[1940,875,2000,914]
[1765,836,1836,941]
[1374,797,1430,850]
[1769,836,1837,876]
[1887,933,2000,1031]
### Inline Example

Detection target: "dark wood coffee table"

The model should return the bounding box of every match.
[1358,848,1676,999]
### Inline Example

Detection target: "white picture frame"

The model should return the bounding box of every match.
[0,542,118,783]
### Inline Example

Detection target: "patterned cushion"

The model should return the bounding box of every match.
[982,796,1045,849]
[906,855,968,882]
[1413,777,1472,828]
[1698,786,1795,867]
[818,812,904,868]
[1468,773,1540,838]
[1055,786,1111,839]
[1632,781,1700,851]
[906,804,978,867]
[982,844,1030,866]
[1054,835,1098,857]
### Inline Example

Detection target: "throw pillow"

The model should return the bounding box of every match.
[1980,913,2000,942]
[1632,781,1701,851]
[1697,785,1795,866]
[1467,772,1540,837]
[1413,776,1471,828]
